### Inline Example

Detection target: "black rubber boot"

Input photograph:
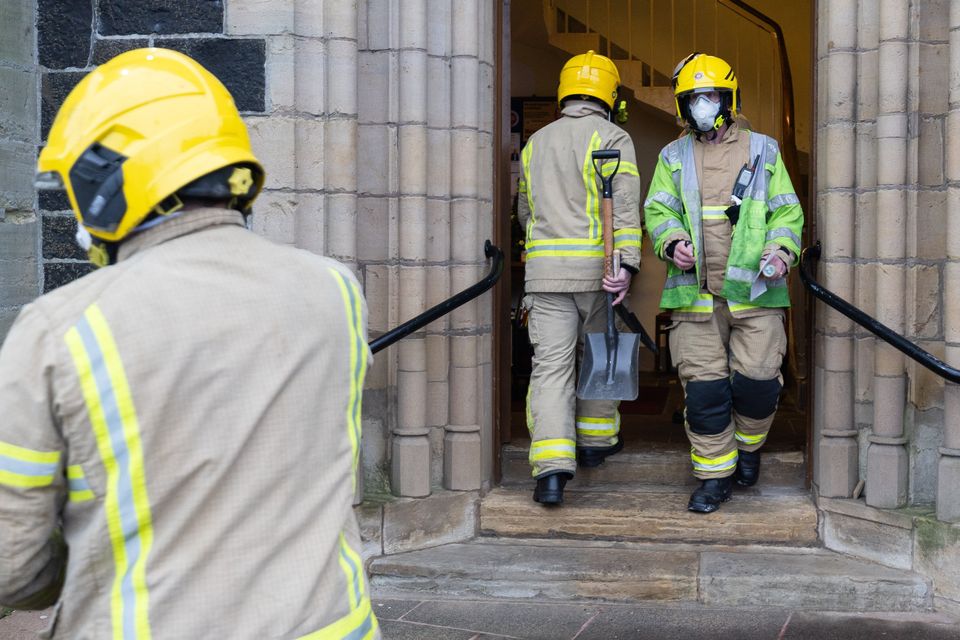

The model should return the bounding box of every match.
[533,471,573,505]
[733,449,761,487]
[687,476,733,513]
[577,438,624,468]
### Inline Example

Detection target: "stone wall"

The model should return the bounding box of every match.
[14,0,498,499]
[33,0,267,304]
[794,4,960,612]
[815,0,957,517]
[0,0,40,340]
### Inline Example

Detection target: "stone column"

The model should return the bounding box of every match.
[443,0,484,491]
[815,0,859,497]
[865,0,910,509]
[939,1,960,522]
[0,0,40,340]
[392,0,432,497]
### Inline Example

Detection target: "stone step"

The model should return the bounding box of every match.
[501,441,807,488]
[480,486,819,546]
[369,538,934,612]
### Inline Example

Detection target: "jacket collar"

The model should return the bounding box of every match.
[117,207,246,262]
[693,119,742,146]
[561,99,608,118]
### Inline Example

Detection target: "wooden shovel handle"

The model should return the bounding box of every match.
[602,196,614,277]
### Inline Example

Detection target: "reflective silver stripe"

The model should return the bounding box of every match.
[726,266,756,282]
[768,278,787,288]
[651,218,684,240]
[645,191,683,214]
[677,135,705,275]
[0,454,58,479]
[526,243,603,253]
[747,132,771,202]
[735,431,767,445]
[613,234,642,247]
[692,458,738,472]
[766,227,801,246]
[665,273,698,289]
[767,193,800,210]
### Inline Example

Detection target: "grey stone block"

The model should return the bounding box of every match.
[355,502,383,561]
[914,515,960,605]
[42,215,85,260]
[91,38,150,65]
[480,487,819,546]
[818,436,859,498]
[0,140,39,211]
[383,491,477,555]
[38,0,92,69]
[866,443,909,509]
[0,0,35,66]
[937,456,960,522]
[98,0,223,36]
[0,67,37,141]
[41,71,87,139]
[822,510,913,570]
[0,307,25,343]
[43,261,93,292]
[701,549,932,611]
[0,219,39,307]
[370,541,699,602]
[39,190,70,213]
[151,38,265,112]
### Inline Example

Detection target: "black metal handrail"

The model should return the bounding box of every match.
[800,242,960,384]
[369,240,504,354]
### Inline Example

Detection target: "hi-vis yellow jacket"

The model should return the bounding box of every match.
[518,100,642,292]
[0,209,379,640]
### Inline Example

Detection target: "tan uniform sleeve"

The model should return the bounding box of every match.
[0,304,67,609]
[609,130,643,270]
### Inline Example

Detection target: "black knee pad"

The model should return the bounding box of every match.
[731,371,782,419]
[685,378,732,435]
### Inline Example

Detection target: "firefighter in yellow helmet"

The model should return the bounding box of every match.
[518,51,643,504]
[0,48,380,639]
[644,53,804,512]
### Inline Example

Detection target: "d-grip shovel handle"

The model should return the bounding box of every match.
[592,149,621,278]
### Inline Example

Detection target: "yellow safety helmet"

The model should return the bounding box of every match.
[557,50,621,110]
[36,47,264,263]
[671,53,740,130]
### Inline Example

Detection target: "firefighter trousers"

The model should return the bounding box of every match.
[669,299,786,479]
[524,291,621,478]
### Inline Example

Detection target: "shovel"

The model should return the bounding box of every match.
[576,149,640,401]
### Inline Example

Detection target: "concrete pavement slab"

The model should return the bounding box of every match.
[398,599,599,639]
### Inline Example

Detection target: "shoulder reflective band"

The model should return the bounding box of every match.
[0,441,60,488]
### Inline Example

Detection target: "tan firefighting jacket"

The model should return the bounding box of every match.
[0,208,379,639]
[517,100,643,292]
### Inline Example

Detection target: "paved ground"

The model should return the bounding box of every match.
[3,597,958,639]
[372,595,960,640]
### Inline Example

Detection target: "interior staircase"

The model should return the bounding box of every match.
[541,0,791,146]
[369,441,935,612]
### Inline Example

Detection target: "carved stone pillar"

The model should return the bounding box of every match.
[815,0,859,497]
[865,0,910,509]
[938,0,960,521]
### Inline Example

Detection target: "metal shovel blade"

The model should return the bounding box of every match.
[577,324,641,401]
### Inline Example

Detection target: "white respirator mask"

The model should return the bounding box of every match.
[690,94,722,132]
